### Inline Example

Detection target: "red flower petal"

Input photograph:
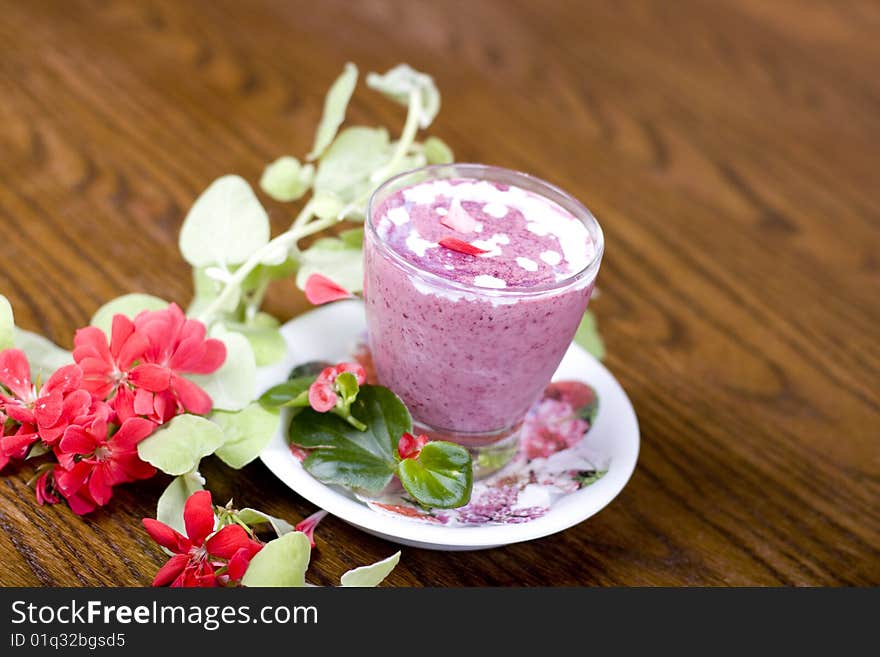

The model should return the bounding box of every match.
[179,338,225,375]
[0,349,32,399]
[308,382,337,413]
[226,547,255,582]
[397,432,429,460]
[109,314,136,360]
[183,490,215,545]
[87,465,114,506]
[439,199,478,234]
[335,362,367,385]
[304,273,353,305]
[112,417,156,450]
[129,363,171,392]
[34,390,63,429]
[152,553,190,587]
[64,488,97,515]
[171,375,213,415]
[73,327,112,365]
[205,524,252,559]
[42,364,83,396]
[59,425,99,456]
[438,237,488,255]
[143,518,189,554]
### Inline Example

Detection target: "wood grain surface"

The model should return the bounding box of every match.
[0,0,877,586]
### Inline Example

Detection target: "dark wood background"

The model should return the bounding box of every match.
[0,0,877,586]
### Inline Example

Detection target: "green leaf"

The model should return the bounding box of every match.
[311,192,345,221]
[295,232,363,294]
[186,325,256,411]
[313,126,391,211]
[179,175,270,267]
[212,403,280,469]
[242,531,311,587]
[226,315,287,367]
[397,441,473,508]
[367,64,440,129]
[423,136,454,164]
[236,508,294,538]
[90,293,169,336]
[137,415,225,476]
[307,62,358,161]
[334,371,359,405]
[156,470,205,535]
[0,295,14,350]
[339,227,364,249]
[340,551,401,587]
[574,309,605,361]
[258,376,315,409]
[290,385,411,492]
[12,328,72,380]
[260,156,315,202]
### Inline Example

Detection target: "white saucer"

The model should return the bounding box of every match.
[256,300,639,551]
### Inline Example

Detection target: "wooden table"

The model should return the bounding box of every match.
[0,0,877,587]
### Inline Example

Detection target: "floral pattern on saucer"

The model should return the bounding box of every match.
[349,341,607,527]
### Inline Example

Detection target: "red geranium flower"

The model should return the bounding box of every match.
[308,363,367,413]
[73,304,225,423]
[54,405,157,513]
[143,490,263,587]
[0,349,91,461]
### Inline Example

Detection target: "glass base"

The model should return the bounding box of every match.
[413,421,521,479]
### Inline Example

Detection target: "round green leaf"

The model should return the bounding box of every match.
[236,508,294,538]
[307,62,359,161]
[179,175,270,267]
[186,325,256,412]
[137,415,224,476]
[313,126,391,208]
[156,470,205,536]
[242,531,311,587]
[90,293,169,337]
[397,441,473,509]
[340,551,401,587]
[423,136,454,164]
[0,295,14,351]
[366,64,440,129]
[212,403,280,469]
[260,156,314,202]
[295,234,363,294]
[12,328,72,380]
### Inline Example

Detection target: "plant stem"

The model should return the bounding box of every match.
[371,89,421,183]
[195,213,337,325]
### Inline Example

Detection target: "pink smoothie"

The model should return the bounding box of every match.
[365,175,599,437]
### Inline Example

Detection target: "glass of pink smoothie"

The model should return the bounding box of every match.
[365,164,603,475]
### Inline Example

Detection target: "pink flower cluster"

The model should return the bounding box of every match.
[0,304,225,514]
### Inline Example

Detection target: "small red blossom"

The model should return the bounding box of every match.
[143,490,263,587]
[295,509,328,548]
[397,432,429,460]
[0,350,91,460]
[34,468,61,506]
[54,406,157,512]
[304,273,354,305]
[307,362,367,413]
[438,237,488,256]
[74,305,225,423]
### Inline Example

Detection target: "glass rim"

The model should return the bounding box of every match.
[365,163,605,298]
